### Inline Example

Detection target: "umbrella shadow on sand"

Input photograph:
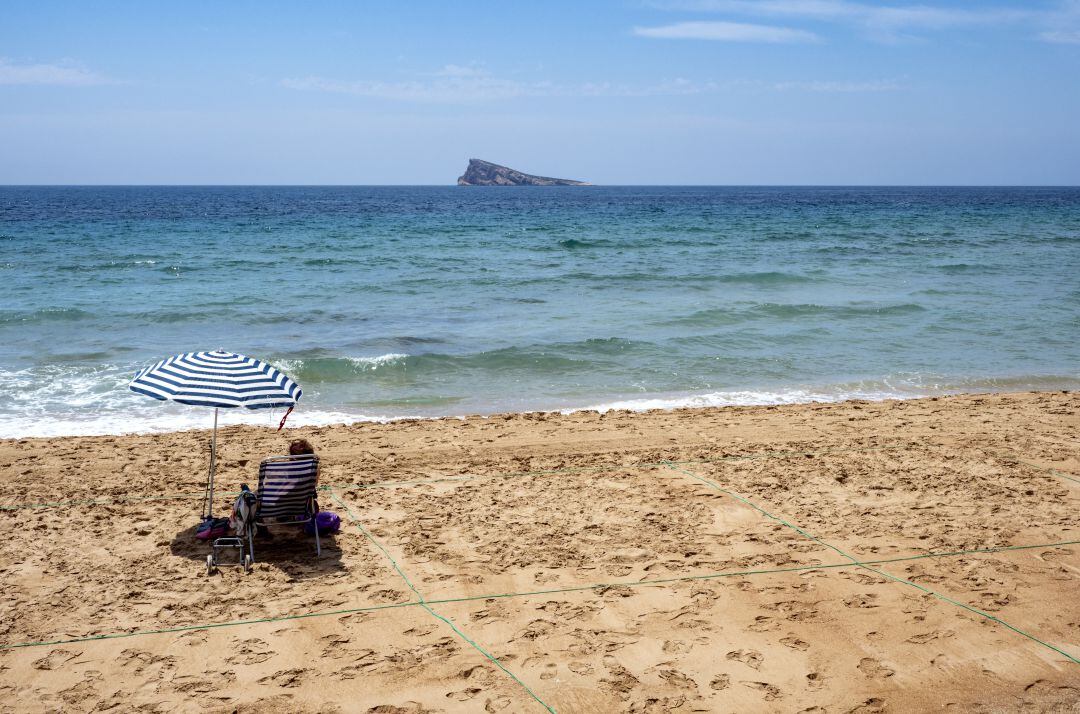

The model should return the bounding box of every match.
[170,523,345,579]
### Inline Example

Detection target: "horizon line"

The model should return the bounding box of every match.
[2,184,1079,189]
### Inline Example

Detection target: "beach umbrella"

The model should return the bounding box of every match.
[129,349,302,519]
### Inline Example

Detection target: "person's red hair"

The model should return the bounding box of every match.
[289,438,315,455]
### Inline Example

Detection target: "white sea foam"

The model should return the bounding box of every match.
[570,387,909,414]
[346,354,408,369]
[0,407,404,439]
[2,361,1075,439]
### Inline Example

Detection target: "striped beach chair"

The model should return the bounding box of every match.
[247,454,321,561]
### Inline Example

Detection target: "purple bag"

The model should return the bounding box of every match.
[195,517,230,541]
[305,511,341,535]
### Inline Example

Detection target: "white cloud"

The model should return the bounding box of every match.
[773,78,904,91]
[0,58,116,86]
[433,64,486,77]
[648,0,1046,43]
[634,20,820,42]
[282,75,531,102]
[281,71,729,102]
[1040,29,1080,43]
[282,69,900,102]
[654,0,1033,29]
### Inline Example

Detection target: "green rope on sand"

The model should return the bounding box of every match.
[326,487,557,713]
[3,536,1077,652]
[412,538,1080,603]
[984,449,1080,486]
[0,600,420,650]
[661,461,1080,665]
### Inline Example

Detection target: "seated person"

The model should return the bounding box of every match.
[255,438,318,537]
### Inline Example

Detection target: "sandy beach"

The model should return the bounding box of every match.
[1,391,1078,712]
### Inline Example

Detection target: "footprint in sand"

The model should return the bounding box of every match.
[172,669,237,695]
[226,638,274,665]
[335,650,378,679]
[781,634,810,651]
[930,653,954,668]
[58,671,104,705]
[31,648,81,671]
[709,674,731,691]
[119,648,177,677]
[658,669,698,691]
[459,665,496,687]
[485,695,512,712]
[741,681,784,701]
[847,697,888,713]
[906,630,952,645]
[600,655,640,700]
[257,668,307,688]
[1022,679,1080,708]
[402,625,437,637]
[748,615,779,632]
[726,649,763,670]
[174,629,209,647]
[568,661,593,675]
[366,704,431,714]
[857,658,894,679]
[446,687,482,701]
[843,593,880,609]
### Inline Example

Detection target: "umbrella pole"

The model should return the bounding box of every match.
[208,407,218,519]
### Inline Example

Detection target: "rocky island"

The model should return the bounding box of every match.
[457,159,590,186]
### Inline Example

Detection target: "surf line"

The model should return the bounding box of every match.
[326,487,557,713]
[661,461,1080,666]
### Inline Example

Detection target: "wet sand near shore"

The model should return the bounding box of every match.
[0,391,1077,712]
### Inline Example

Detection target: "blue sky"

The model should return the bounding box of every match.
[2,0,1079,184]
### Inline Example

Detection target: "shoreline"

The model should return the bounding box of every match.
[2,387,1075,442]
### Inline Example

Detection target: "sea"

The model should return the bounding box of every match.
[1,186,1077,438]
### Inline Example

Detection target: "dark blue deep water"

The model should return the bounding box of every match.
[1,186,1077,436]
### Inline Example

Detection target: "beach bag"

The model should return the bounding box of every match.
[195,517,230,541]
[230,484,258,536]
[304,511,341,535]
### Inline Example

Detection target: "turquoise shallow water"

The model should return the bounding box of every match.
[1,185,1077,437]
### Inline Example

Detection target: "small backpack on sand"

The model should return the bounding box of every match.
[230,484,259,537]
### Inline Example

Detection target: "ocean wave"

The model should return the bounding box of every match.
[934,262,997,274]
[556,238,612,249]
[749,302,927,319]
[668,302,926,327]
[714,271,818,285]
[573,373,1080,414]
[270,343,646,381]
[0,407,398,439]
[1,362,1076,439]
[272,354,410,381]
[0,307,95,325]
[574,388,903,413]
[347,354,410,369]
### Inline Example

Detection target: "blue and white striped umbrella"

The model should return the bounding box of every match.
[130,350,301,409]
[130,350,302,520]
